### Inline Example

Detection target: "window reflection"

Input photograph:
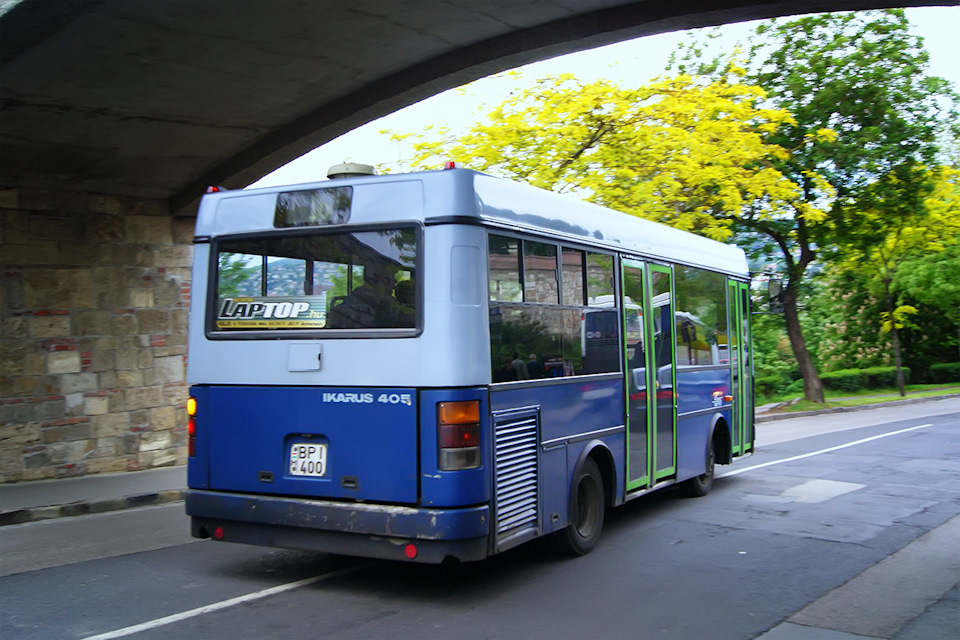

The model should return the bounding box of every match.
[489,236,618,381]
[489,236,522,302]
[674,266,728,366]
[524,240,558,304]
[562,248,585,306]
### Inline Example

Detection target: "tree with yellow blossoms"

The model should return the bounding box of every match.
[389,71,834,399]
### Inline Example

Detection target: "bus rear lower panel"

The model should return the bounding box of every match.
[186,490,490,563]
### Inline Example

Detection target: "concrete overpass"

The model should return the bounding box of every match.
[0,0,949,483]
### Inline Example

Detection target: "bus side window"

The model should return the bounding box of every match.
[562,248,585,306]
[585,252,614,302]
[523,240,558,304]
[489,235,521,302]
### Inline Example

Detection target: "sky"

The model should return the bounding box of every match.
[249,6,960,189]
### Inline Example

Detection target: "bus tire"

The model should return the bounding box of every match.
[556,457,605,556]
[680,436,715,498]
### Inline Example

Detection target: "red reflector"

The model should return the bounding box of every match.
[404,544,418,559]
[439,422,479,448]
[214,526,224,540]
[188,436,196,457]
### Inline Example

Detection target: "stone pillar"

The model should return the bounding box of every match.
[0,188,194,482]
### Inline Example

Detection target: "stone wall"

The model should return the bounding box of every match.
[0,188,194,482]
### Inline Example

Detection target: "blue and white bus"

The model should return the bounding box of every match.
[185,164,754,563]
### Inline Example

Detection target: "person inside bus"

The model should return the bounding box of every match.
[328,262,400,328]
[495,357,517,382]
[511,352,529,380]
[527,353,546,379]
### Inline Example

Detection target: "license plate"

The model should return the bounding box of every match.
[289,442,328,477]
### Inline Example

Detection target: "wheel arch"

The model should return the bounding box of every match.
[573,439,617,508]
[712,415,733,465]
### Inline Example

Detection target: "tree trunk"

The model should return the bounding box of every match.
[782,284,824,403]
[883,281,907,397]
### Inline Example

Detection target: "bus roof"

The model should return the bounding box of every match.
[196,168,748,277]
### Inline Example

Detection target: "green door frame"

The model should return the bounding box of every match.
[649,263,677,482]
[623,259,650,491]
[738,280,753,453]
[728,279,752,456]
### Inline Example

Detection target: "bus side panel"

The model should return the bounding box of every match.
[199,385,419,504]
[675,366,732,481]
[419,388,491,508]
[490,378,625,536]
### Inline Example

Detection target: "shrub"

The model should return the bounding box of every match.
[756,374,789,397]
[820,369,864,392]
[784,379,804,395]
[863,366,910,389]
[929,362,960,384]
[820,366,911,392]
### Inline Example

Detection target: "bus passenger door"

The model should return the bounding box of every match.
[622,260,649,490]
[623,261,678,491]
[649,265,677,482]
[738,281,753,452]
[728,280,752,455]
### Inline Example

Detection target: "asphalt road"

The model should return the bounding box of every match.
[2,400,958,640]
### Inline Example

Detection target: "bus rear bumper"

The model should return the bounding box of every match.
[185,489,490,563]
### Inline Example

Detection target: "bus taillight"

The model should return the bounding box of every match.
[437,401,481,470]
[187,396,197,457]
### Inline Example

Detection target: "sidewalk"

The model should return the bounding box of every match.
[0,465,185,526]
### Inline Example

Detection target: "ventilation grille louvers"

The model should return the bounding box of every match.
[494,409,539,536]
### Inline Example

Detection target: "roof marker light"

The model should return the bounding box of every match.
[443,161,457,170]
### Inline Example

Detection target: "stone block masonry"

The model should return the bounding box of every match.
[0,188,195,482]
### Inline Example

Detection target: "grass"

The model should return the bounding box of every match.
[759,383,960,414]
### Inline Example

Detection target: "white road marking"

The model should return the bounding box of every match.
[781,479,866,504]
[82,563,371,639]
[719,423,933,478]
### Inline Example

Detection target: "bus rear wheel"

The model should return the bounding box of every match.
[556,457,605,556]
[680,437,715,498]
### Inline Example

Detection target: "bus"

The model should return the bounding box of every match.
[185,164,754,563]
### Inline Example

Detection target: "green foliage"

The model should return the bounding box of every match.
[819,369,864,393]
[820,366,911,392]
[756,374,788,397]
[752,313,797,387]
[928,363,960,384]
[894,231,960,324]
[217,253,259,297]
[390,73,823,242]
[807,269,890,370]
[679,11,957,401]
[863,366,911,388]
[748,10,957,198]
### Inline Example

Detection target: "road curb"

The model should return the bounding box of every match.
[755,393,960,423]
[0,489,184,527]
